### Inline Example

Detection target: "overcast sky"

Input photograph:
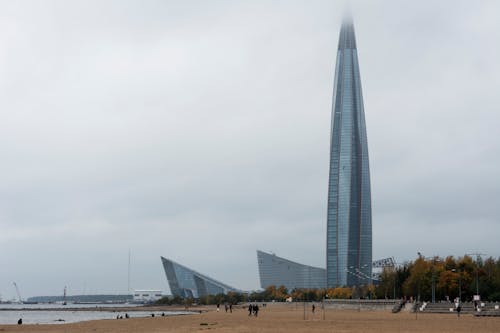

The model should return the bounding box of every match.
[1,0,499,299]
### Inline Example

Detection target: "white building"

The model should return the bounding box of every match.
[133,290,163,303]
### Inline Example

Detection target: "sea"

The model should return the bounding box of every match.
[0,303,193,325]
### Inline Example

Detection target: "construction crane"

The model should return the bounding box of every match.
[13,282,22,303]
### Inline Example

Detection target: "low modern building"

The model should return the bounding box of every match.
[257,250,326,291]
[161,256,240,298]
[132,289,163,303]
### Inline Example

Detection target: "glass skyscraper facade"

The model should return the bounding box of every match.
[257,250,326,291]
[326,18,372,287]
[161,257,240,298]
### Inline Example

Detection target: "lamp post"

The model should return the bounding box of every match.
[345,267,361,312]
[393,270,397,300]
[466,252,485,300]
[476,268,479,296]
[431,265,436,303]
[418,252,441,303]
[303,292,306,321]
[346,264,369,312]
[322,292,327,320]
[355,264,370,300]
[452,269,462,302]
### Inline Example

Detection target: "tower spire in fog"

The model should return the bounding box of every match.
[326,17,372,287]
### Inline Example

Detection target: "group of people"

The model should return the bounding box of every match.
[216,302,260,316]
[116,313,130,319]
[248,303,260,317]
[115,312,167,319]
[216,303,233,313]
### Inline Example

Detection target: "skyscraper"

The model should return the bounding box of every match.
[326,18,372,287]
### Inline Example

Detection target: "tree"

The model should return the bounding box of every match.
[327,287,352,299]
[437,270,459,299]
[375,267,397,299]
[276,285,288,300]
[403,257,431,301]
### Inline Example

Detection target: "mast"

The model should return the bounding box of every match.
[128,249,131,293]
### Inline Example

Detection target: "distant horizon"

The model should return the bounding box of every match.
[4,251,498,301]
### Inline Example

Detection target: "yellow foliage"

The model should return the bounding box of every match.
[327,287,353,299]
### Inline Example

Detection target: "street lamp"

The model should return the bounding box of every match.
[345,267,362,312]
[355,264,370,299]
[451,269,462,302]
[466,252,486,300]
[430,260,442,303]
[417,252,441,303]
[393,269,397,300]
[322,292,327,320]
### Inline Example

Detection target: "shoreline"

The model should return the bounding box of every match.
[0,304,207,312]
[1,303,499,333]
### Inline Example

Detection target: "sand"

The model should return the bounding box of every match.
[1,303,499,333]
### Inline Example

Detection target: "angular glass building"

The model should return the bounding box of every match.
[161,257,240,298]
[257,250,326,291]
[326,18,372,287]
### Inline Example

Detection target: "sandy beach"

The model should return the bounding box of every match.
[1,303,500,333]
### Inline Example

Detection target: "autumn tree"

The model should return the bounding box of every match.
[327,287,353,299]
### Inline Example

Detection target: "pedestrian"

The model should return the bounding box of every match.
[456,304,461,318]
[312,304,316,313]
[248,304,253,316]
[125,313,129,319]
[253,304,259,317]
[217,303,220,312]
[229,303,233,313]
[225,304,228,312]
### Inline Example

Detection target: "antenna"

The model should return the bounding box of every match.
[128,249,131,294]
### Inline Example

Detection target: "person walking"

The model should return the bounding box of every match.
[312,304,316,314]
[248,304,253,316]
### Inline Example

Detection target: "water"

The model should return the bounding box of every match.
[0,303,194,325]
[1,303,137,310]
